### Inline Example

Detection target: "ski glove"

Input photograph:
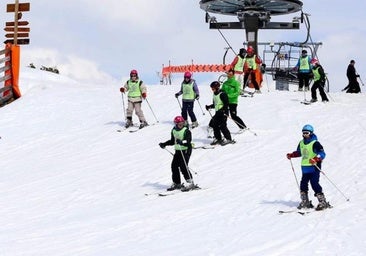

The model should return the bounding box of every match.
[286,152,300,159]
[175,93,180,98]
[159,143,166,149]
[175,139,184,145]
[310,156,321,164]
[195,95,200,100]
[120,87,125,93]
[142,93,147,99]
[205,105,211,111]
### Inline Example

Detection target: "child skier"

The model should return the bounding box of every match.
[286,124,331,210]
[159,116,196,191]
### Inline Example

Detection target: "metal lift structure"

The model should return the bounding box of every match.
[199,0,327,91]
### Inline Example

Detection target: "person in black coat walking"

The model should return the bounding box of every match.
[343,60,361,93]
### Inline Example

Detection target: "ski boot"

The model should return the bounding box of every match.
[210,138,223,146]
[191,121,199,128]
[139,121,148,129]
[297,192,314,209]
[220,139,236,146]
[315,193,331,211]
[181,179,198,192]
[125,119,133,128]
[167,183,184,191]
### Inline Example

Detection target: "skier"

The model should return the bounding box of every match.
[175,71,200,128]
[159,116,195,191]
[286,124,331,211]
[342,60,361,93]
[120,69,149,129]
[221,69,247,131]
[294,49,312,91]
[205,81,235,146]
[230,48,246,88]
[310,58,329,102]
[243,46,262,93]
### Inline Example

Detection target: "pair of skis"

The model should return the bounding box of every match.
[145,184,202,197]
[279,205,332,215]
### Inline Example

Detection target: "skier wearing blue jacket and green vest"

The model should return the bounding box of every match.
[286,124,331,211]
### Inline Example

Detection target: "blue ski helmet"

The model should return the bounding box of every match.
[302,124,314,133]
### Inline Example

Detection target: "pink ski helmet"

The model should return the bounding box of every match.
[247,46,254,54]
[311,58,319,65]
[130,69,138,76]
[184,71,192,79]
[174,116,185,124]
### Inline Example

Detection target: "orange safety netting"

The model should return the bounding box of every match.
[161,64,262,88]
[162,64,232,76]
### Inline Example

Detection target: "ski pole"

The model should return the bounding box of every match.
[225,114,257,136]
[162,147,197,175]
[358,75,364,86]
[207,108,213,118]
[176,140,196,181]
[176,97,182,110]
[313,164,350,202]
[145,98,159,123]
[121,92,126,121]
[196,99,205,115]
[163,147,174,156]
[289,159,300,192]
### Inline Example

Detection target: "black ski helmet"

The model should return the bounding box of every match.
[210,81,220,89]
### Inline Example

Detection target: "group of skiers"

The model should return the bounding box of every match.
[230,46,264,94]
[294,49,362,98]
[159,70,243,191]
[120,44,359,210]
[293,49,329,102]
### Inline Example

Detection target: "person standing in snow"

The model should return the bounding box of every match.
[205,81,235,146]
[286,124,330,211]
[175,71,200,128]
[230,48,246,88]
[310,58,329,103]
[342,60,361,93]
[120,69,148,129]
[294,49,312,91]
[159,116,195,191]
[221,69,247,131]
[243,46,262,93]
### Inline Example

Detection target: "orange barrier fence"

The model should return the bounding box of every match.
[162,64,231,76]
[161,63,262,88]
[0,43,21,106]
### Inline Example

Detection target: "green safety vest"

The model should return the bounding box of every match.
[234,56,244,72]
[182,82,195,100]
[312,66,321,81]
[299,56,310,71]
[300,140,317,166]
[127,80,142,97]
[173,127,188,151]
[213,92,224,111]
[245,55,257,70]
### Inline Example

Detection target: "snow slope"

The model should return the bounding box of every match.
[0,68,365,256]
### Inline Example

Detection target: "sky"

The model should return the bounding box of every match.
[1,67,366,255]
[1,0,366,90]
